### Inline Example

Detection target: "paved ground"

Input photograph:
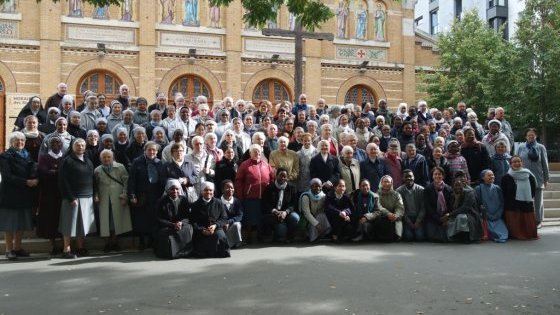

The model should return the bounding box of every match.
[1,227,560,315]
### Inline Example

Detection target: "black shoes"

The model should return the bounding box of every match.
[76,248,89,257]
[5,251,17,261]
[61,251,77,259]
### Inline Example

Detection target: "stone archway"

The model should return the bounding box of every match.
[243,68,294,103]
[336,75,387,105]
[65,58,137,97]
[159,64,223,106]
[0,61,17,93]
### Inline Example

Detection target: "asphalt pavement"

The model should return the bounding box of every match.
[1,227,560,315]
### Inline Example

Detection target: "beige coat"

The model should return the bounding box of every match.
[339,157,361,194]
[94,162,132,237]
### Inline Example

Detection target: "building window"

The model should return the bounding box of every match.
[415,16,423,27]
[252,79,291,106]
[78,70,122,104]
[0,78,4,93]
[344,85,376,107]
[489,0,506,7]
[430,9,439,35]
[455,0,462,20]
[169,75,213,106]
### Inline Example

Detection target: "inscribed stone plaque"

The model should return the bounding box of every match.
[245,39,294,54]
[67,25,135,43]
[0,20,17,38]
[160,32,222,50]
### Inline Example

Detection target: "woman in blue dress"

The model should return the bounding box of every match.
[475,170,508,243]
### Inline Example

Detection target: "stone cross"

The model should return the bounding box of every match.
[262,20,334,100]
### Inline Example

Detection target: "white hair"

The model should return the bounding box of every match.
[341,145,354,155]
[252,131,265,143]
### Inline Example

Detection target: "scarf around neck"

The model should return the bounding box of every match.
[508,168,533,202]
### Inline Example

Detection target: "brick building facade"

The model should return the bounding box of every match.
[0,0,439,148]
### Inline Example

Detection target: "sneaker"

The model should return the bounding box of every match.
[13,249,30,257]
[61,251,77,259]
[352,234,364,242]
[537,223,543,229]
[5,251,17,261]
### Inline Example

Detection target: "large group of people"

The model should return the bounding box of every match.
[0,82,550,260]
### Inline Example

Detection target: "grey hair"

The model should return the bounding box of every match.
[9,131,25,144]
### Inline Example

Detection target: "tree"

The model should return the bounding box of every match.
[511,0,560,145]
[210,0,333,31]
[423,10,513,116]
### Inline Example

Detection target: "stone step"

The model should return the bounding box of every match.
[0,235,140,254]
[543,218,560,227]
[543,191,560,199]
[544,199,560,208]
[545,183,560,191]
[544,208,560,219]
[549,173,560,184]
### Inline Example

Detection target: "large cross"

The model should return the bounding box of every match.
[262,21,334,101]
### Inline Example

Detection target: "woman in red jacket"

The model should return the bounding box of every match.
[234,144,273,243]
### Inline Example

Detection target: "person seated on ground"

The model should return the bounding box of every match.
[154,179,193,259]
[325,179,354,242]
[446,178,483,243]
[396,169,426,242]
[371,175,404,242]
[220,180,244,249]
[300,178,331,243]
[424,166,453,242]
[475,169,508,243]
[189,181,230,258]
[350,179,383,242]
[262,168,300,242]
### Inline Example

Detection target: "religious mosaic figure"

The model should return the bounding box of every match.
[93,6,109,19]
[1,0,16,13]
[355,3,367,40]
[375,2,386,41]
[335,0,349,38]
[121,0,133,21]
[288,12,296,31]
[183,0,199,26]
[161,0,176,23]
[69,0,82,17]
[209,5,220,28]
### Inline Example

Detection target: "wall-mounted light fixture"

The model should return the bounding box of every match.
[97,43,106,57]
[359,60,369,73]
[271,54,279,68]
[188,48,196,64]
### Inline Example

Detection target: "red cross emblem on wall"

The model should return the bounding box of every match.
[357,49,366,59]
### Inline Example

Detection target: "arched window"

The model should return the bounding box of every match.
[169,75,213,105]
[77,70,123,104]
[252,79,291,106]
[344,85,376,107]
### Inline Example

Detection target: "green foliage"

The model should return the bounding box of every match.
[424,10,512,117]
[509,0,560,143]
[210,0,333,30]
